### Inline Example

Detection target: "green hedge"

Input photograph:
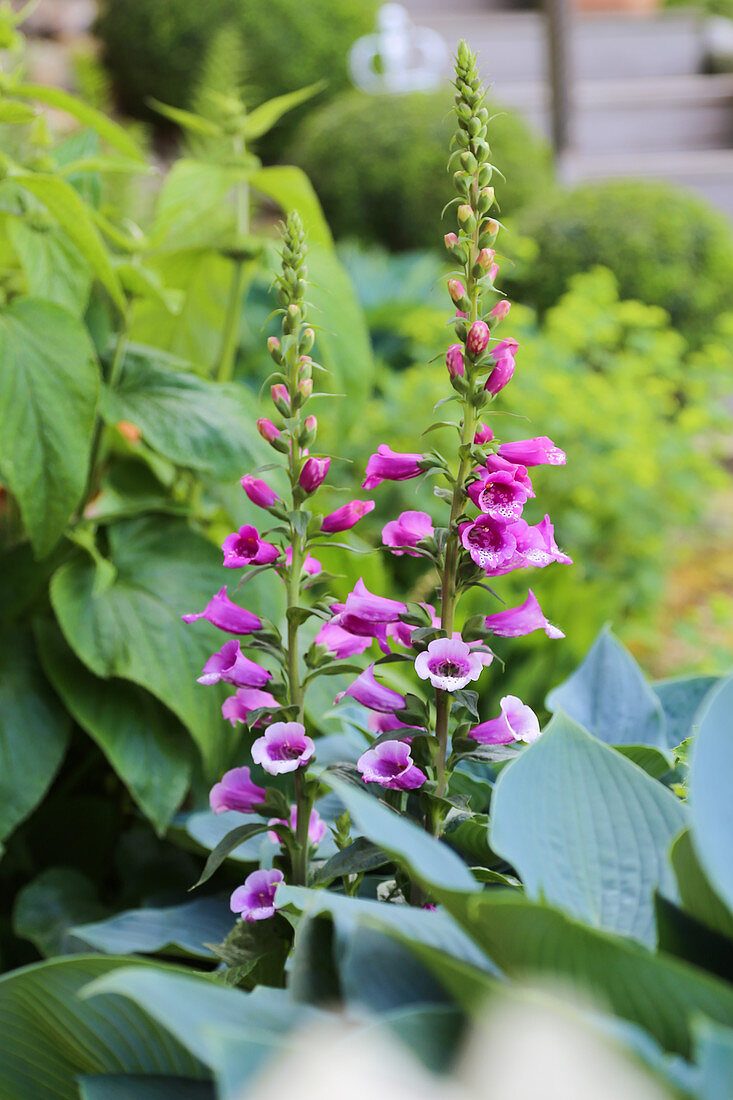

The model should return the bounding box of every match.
[506,179,733,346]
[287,89,554,251]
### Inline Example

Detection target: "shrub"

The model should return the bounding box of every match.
[95,0,376,128]
[506,179,733,346]
[287,89,554,250]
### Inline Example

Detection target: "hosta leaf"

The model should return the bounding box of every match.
[689,673,733,913]
[0,626,70,844]
[490,713,686,946]
[546,626,665,747]
[670,828,733,940]
[37,623,191,834]
[72,898,232,959]
[0,298,98,556]
[100,345,269,480]
[49,516,236,775]
[653,674,719,749]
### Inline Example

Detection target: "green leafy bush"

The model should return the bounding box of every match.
[95,0,376,127]
[506,179,733,346]
[287,89,554,250]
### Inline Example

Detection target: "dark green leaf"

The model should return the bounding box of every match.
[613,743,672,779]
[78,1077,214,1100]
[8,217,91,314]
[243,82,325,141]
[12,868,106,956]
[655,893,733,984]
[209,912,292,989]
[72,899,233,959]
[192,824,270,889]
[312,837,390,885]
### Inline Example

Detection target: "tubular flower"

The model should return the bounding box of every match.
[222,525,279,568]
[256,419,282,445]
[382,510,434,556]
[197,640,272,688]
[477,470,529,523]
[241,475,280,509]
[368,712,422,735]
[483,590,564,639]
[485,354,515,396]
[209,766,266,814]
[182,587,262,634]
[299,455,330,492]
[335,664,406,713]
[357,741,426,790]
[321,499,375,533]
[251,722,315,775]
[446,344,465,378]
[498,436,566,467]
[315,614,373,658]
[474,423,494,444]
[268,806,327,846]
[490,299,511,321]
[230,868,283,922]
[470,695,541,745]
[511,515,573,569]
[221,687,279,726]
[460,515,518,572]
[414,636,485,692]
[362,445,424,490]
[329,579,407,649]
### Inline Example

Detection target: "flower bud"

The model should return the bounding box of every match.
[297,355,313,382]
[117,420,142,444]
[301,414,318,446]
[460,150,478,174]
[485,219,500,237]
[267,336,283,364]
[485,354,515,396]
[490,300,511,322]
[257,418,283,447]
[478,187,495,212]
[297,378,313,400]
[282,303,300,334]
[474,422,494,444]
[299,456,330,493]
[300,327,315,355]
[447,278,466,304]
[477,248,495,269]
[457,204,473,225]
[270,384,290,415]
[488,263,499,283]
[446,343,465,379]
[444,232,459,250]
[466,320,490,356]
[241,475,280,509]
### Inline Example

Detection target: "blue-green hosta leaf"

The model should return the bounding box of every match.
[670,829,733,940]
[0,298,99,557]
[490,713,686,946]
[546,627,666,748]
[72,898,232,959]
[0,626,70,844]
[694,1020,733,1100]
[49,516,237,775]
[653,674,719,750]
[100,346,269,481]
[689,673,733,914]
[0,956,207,1100]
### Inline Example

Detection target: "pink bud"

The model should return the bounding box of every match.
[444,232,459,250]
[485,354,515,396]
[304,415,317,434]
[267,336,282,361]
[257,418,281,445]
[492,337,518,359]
[321,499,375,534]
[241,475,280,508]
[457,204,473,224]
[446,344,465,379]
[477,248,495,269]
[270,384,290,414]
[300,456,330,493]
[488,263,499,283]
[298,378,313,399]
[490,300,512,322]
[474,423,494,444]
[466,320,490,356]
[447,279,466,304]
[486,220,499,236]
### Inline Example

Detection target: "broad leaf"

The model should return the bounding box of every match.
[546,627,665,747]
[249,165,332,248]
[244,82,324,141]
[8,216,91,314]
[689,674,733,912]
[79,1078,214,1100]
[670,829,733,940]
[15,83,144,162]
[100,346,268,480]
[655,893,733,984]
[0,298,99,556]
[209,912,292,989]
[72,899,232,959]
[0,626,70,844]
[13,868,107,956]
[50,516,236,774]
[151,160,252,250]
[653,674,719,749]
[490,713,686,946]
[695,1020,733,1100]
[37,624,191,834]
[192,823,271,888]
[0,956,206,1100]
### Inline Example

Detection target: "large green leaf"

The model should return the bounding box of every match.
[244,83,325,141]
[13,868,107,957]
[150,160,252,250]
[0,298,99,556]
[37,623,191,834]
[0,626,71,845]
[490,713,686,946]
[670,829,733,940]
[546,627,666,747]
[429,891,733,1058]
[8,216,91,315]
[49,516,236,774]
[689,674,733,913]
[10,174,125,310]
[0,956,207,1100]
[324,777,478,893]
[72,899,232,959]
[100,346,268,480]
[653,675,719,749]
[14,84,144,162]
[249,166,332,248]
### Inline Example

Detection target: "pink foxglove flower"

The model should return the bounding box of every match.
[357,741,426,790]
[362,445,424,490]
[198,640,272,688]
[382,510,434,556]
[368,712,421,735]
[446,344,465,378]
[460,515,518,572]
[414,636,485,692]
[268,806,327,845]
[447,278,467,304]
[241,475,280,509]
[222,687,278,726]
[256,419,282,445]
[230,868,283,922]
[466,320,490,356]
[490,299,511,321]
[251,722,314,775]
[498,436,566,467]
[222,525,279,568]
[330,580,407,646]
[299,456,330,492]
[182,587,262,634]
[477,470,529,523]
[315,616,372,658]
[321,499,375,533]
[485,354,515,396]
[474,423,494,444]
[491,337,518,359]
[210,766,266,814]
[335,664,406,713]
[511,515,573,569]
[483,590,564,639]
[470,695,541,744]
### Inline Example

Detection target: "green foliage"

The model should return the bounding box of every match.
[507,179,733,346]
[287,90,554,250]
